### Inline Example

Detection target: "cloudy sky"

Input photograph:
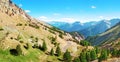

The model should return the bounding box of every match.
[12,0,120,23]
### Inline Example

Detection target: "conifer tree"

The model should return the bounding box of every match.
[98,49,108,62]
[80,52,87,62]
[63,50,72,62]
[56,46,61,56]
[90,50,97,60]
[50,48,54,56]
[73,57,80,62]
[86,52,91,62]
[42,41,47,51]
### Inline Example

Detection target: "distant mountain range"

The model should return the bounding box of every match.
[49,19,120,38]
[87,22,120,46]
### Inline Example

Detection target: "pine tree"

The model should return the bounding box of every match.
[42,41,47,51]
[50,48,54,56]
[80,52,87,62]
[98,49,108,62]
[73,57,80,62]
[111,49,117,57]
[117,50,120,57]
[95,47,100,54]
[63,50,72,62]
[86,52,91,62]
[90,50,97,60]
[56,46,61,56]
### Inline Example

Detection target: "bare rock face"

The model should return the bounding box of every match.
[0,0,31,20]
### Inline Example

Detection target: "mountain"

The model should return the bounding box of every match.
[80,19,120,38]
[49,19,120,38]
[87,22,120,46]
[49,21,98,32]
[0,0,86,62]
[49,21,83,32]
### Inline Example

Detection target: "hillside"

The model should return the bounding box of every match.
[0,0,88,62]
[87,22,120,46]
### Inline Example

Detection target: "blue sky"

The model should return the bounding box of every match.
[12,0,120,23]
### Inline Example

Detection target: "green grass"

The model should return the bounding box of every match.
[0,48,62,62]
[0,49,40,62]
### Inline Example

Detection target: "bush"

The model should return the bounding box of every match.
[29,24,39,29]
[0,27,4,31]
[59,34,63,38]
[73,57,80,62]
[16,44,23,55]
[10,49,19,56]
[19,40,24,43]
[16,23,22,26]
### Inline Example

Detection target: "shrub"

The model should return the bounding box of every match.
[0,28,4,31]
[19,40,24,43]
[59,34,63,39]
[10,49,19,56]
[29,24,39,29]
[73,57,80,62]
[16,44,23,55]
[16,23,22,26]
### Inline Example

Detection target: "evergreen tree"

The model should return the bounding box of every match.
[111,49,117,57]
[86,52,91,62]
[42,41,47,51]
[90,50,97,60]
[117,50,120,57]
[56,46,61,56]
[63,50,72,62]
[50,48,54,56]
[95,47,100,54]
[73,57,80,62]
[98,49,108,62]
[80,52,87,62]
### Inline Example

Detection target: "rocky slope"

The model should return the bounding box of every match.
[0,0,86,62]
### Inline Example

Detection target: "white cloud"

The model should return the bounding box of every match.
[25,10,31,13]
[39,16,47,19]
[38,16,52,22]
[91,5,96,9]
[61,18,76,23]
[99,16,104,19]
[53,13,61,16]
[19,4,22,7]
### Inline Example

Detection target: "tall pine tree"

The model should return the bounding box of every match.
[63,50,72,62]
[90,50,97,60]
[80,52,87,62]
[56,46,61,56]
[98,49,108,62]
[86,52,91,62]
[42,41,47,51]
[50,48,54,56]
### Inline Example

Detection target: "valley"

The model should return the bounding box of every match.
[0,0,120,62]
